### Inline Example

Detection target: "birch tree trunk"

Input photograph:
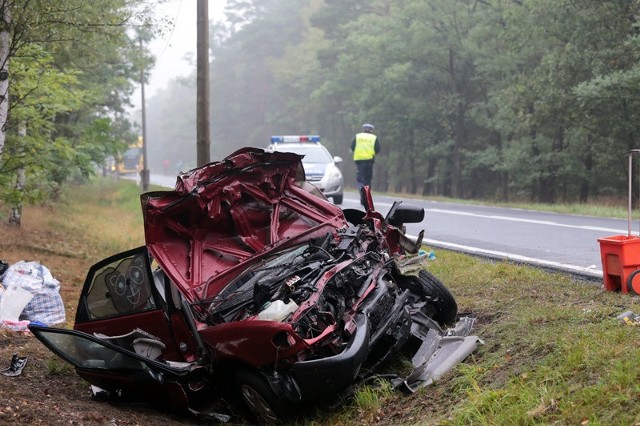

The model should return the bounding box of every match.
[8,122,25,226]
[0,3,10,161]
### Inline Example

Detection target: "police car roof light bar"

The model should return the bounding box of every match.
[271,135,320,144]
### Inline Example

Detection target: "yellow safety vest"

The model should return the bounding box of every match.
[353,132,377,161]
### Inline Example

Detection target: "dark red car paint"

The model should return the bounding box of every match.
[29,147,465,424]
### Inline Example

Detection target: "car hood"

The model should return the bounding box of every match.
[140,148,348,303]
[301,162,328,177]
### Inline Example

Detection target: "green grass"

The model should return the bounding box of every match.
[46,357,74,375]
[352,380,395,411]
[56,176,148,256]
[308,250,640,425]
[429,253,637,425]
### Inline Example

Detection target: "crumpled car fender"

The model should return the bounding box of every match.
[199,320,308,367]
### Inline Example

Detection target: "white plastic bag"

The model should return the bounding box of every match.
[2,261,65,325]
[0,286,33,322]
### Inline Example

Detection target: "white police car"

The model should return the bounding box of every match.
[267,135,344,204]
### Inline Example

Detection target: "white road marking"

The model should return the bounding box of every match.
[426,208,626,234]
[412,236,603,278]
[342,196,606,278]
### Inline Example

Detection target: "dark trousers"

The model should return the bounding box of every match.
[355,159,374,188]
[355,160,374,206]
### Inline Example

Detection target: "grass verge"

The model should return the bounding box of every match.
[0,177,185,425]
[315,252,640,425]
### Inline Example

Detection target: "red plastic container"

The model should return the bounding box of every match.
[598,150,640,294]
[598,235,640,294]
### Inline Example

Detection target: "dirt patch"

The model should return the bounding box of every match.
[0,328,215,425]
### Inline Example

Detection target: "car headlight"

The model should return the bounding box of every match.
[327,166,342,183]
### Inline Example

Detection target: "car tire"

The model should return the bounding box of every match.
[236,369,287,424]
[333,194,343,205]
[408,270,458,325]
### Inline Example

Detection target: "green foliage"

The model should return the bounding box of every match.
[0,0,160,217]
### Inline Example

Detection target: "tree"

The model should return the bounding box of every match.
[0,0,158,224]
[479,0,640,202]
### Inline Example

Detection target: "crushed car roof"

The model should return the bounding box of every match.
[140,148,348,303]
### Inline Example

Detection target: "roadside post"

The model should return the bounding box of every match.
[598,149,640,294]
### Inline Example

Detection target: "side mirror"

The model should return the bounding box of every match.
[333,156,343,164]
[386,202,424,227]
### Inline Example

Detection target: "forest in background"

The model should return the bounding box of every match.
[145,0,640,204]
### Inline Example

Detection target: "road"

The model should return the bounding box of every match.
[149,173,624,280]
[341,192,623,280]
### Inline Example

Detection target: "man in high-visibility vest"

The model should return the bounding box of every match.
[350,123,380,205]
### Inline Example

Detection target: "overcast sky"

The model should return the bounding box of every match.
[131,0,227,109]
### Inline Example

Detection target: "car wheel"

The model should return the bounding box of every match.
[333,194,343,205]
[410,270,458,325]
[236,370,286,424]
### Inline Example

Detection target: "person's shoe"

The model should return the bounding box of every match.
[2,354,27,376]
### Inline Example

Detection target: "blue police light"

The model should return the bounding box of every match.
[271,135,320,144]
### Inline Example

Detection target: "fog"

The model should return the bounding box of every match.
[133,0,227,107]
[130,1,228,174]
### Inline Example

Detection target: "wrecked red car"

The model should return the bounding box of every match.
[30,148,480,423]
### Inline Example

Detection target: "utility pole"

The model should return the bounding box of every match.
[196,0,210,165]
[139,37,149,191]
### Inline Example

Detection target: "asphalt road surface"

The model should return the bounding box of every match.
[341,191,626,280]
[149,173,622,280]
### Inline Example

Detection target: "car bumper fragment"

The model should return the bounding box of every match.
[290,314,370,401]
[394,315,483,393]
